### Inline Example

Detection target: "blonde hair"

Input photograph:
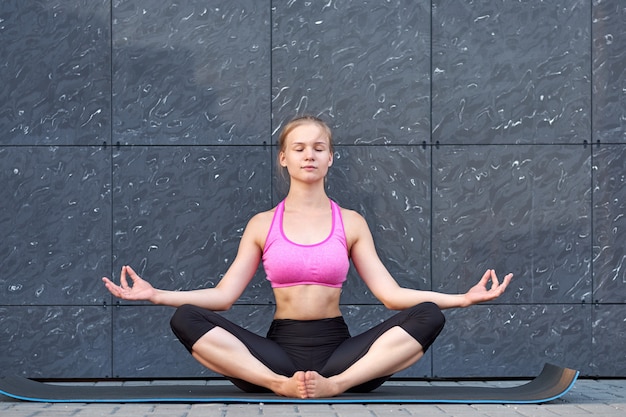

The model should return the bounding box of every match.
[277,115,334,154]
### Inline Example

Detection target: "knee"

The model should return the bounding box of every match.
[408,302,446,334]
[398,302,446,353]
[170,304,219,337]
[421,302,446,331]
[170,304,220,353]
[169,304,196,333]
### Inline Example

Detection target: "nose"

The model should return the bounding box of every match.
[304,146,315,159]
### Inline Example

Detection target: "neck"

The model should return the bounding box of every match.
[284,183,329,211]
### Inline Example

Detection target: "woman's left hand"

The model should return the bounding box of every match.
[463,269,513,306]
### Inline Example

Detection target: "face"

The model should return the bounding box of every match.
[279,122,333,182]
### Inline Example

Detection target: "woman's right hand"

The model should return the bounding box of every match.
[102,265,157,302]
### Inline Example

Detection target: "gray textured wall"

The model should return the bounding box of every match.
[0,0,624,380]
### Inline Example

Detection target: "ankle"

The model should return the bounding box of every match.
[268,374,290,393]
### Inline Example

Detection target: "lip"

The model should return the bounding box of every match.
[302,165,317,170]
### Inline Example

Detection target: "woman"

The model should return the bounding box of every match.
[103,115,513,399]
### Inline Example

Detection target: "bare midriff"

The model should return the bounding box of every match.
[272,285,342,320]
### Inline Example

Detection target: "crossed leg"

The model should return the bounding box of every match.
[192,327,423,398]
[298,325,424,397]
[171,303,444,398]
[190,327,309,397]
[189,324,425,398]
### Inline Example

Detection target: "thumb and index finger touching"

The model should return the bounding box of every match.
[485,269,514,295]
[120,265,141,287]
[102,265,143,297]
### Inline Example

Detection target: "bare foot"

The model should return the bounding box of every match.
[272,371,308,398]
[303,371,342,398]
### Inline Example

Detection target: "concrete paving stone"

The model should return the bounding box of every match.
[72,404,126,416]
[220,404,263,416]
[480,407,525,417]
[1,402,58,413]
[331,403,372,416]
[0,400,17,409]
[280,403,328,415]
[509,404,572,416]
[107,403,159,414]
[466,403,523,414]
[293,404,340,416]
[430,403,496,416]
[186,403,227,417]
[143,403,193,417]
[259,403,301,416]
[0,412,33,417]
[400,404,452,415]
[362,404,413,416]
[570,403,624,413]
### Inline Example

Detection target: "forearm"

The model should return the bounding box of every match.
[384,287,470,311]
[384,269,513,310]
[150,287,233,310]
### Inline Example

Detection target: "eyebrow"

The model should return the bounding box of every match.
[291,141,328,146]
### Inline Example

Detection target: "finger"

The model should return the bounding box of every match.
[501,273,514,289]
[490,269,500,287]
[102,278,121,297]
[492,272,513,296]
[102,277,118,289]
[102,277,116,288]
[479,269,492,286]
[125,265,141,283]
[120,266,130,289]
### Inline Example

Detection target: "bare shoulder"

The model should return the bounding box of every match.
[247,208,275,231]
[339,206,366,225]
[245,207,277,247]
[339,207,370,247]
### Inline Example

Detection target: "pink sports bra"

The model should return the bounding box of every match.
[262,199,349,288]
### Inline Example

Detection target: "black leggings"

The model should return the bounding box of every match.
[170,302,445,393]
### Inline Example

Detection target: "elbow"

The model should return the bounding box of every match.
[210,287,238,311]
[378,290,421,311]
[382,301,404,311]
[213,300,234,311]
[379,297,404,311]
[377,287,411,310]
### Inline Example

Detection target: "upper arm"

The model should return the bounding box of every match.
[213,213,267,307]
[345,211,402,307]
